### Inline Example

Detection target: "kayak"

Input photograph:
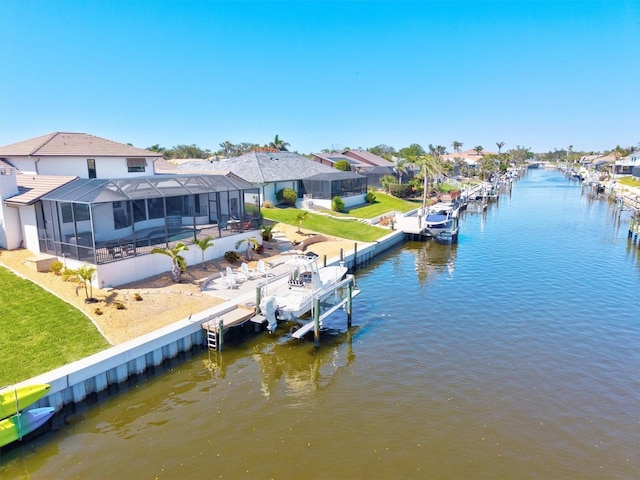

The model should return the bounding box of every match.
[0,407,55,448]
[0,384,51,420]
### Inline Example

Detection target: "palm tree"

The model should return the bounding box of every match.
[192,236,215,270]
[269,135,290,152]
[415,154,443,225]
[69,264,97,302]
[496,141,505,154]
[473,145,484,156]
[235,236,260,261]
[151,242,189,283]
[452,140,463,153]
[393,158,410,184]
[295,211,309,234]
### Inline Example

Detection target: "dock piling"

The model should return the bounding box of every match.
[313,297,321,348]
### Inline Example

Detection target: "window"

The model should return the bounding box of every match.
[113,201,131,229]
[87,159,96,178]
[127,158,146,173]
[61,203,90,223]
[148,197,165,219]
[132,199,147,223]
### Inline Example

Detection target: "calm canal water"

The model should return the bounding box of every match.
[2,169,639,479]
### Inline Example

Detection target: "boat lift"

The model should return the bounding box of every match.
[291,274,361,347]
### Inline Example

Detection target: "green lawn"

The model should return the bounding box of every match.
[0,266,110,384]
[617,176,640,188]
[263,208,388,242]
[343,192,421,218]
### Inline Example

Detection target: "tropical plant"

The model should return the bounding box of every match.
[496,141,505,154]
[393,157,410,183]
[224,250,240,263]
[261,224,274,241]
[414,154,443,222]
[295,211,309,233]
[65,264,97,302]
[452,140,463,153]
[151,242,189,283]
[235,236,260,261]
[269,134,290,152]
[473,145,484,156]
[192,235,215,270]
[380,174,396,193]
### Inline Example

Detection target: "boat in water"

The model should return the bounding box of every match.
[259,254,348,331]
[423,202,459,238]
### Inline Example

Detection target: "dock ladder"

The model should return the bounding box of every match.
[204,317,224,351]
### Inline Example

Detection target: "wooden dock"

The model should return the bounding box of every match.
[202,305,264,350]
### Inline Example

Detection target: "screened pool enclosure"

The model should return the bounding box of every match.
[39,175,261,264]
[298,171,367,199]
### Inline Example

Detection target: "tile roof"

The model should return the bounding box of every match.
[0,132,162,158]
[178,151,341,183]
[5,174,78,206]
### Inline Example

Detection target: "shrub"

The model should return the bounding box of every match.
[365,191,376,203]
[114,302,126,310]
[224,250,240,263]
[332,196,345,213]
[49,261,64,275]
[334,159,351,171]
[262,200,274,208]
[134,293,143,301]
[389,183,413,198]
[94,307,103,315]
[279,188,297,206]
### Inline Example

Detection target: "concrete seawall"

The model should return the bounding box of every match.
[20,230,406,416]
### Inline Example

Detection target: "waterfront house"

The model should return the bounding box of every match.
[178,151,368,210]
[613,151,640,177]
[0,133,262,287]
[310,150,396,188]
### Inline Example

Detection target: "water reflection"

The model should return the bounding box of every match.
[410,240,458,284]
[252,332,355,401]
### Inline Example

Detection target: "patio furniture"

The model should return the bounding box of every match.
[119,239,136,256]
[105,241,122,259]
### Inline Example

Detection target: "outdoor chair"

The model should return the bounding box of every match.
[239,262,255,280]
[105,241,122,259]
[118,239,136,256]
[257,260,272,278]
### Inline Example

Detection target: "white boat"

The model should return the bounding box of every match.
[259,255,348,330]
[423,202,458,237]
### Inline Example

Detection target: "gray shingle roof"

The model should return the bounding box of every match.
[0,132,161,158]
[178,151,343,183]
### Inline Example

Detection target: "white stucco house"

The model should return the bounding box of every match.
[0,132,262,287]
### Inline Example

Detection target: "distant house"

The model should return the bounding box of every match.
[613,151,640,177]
[441,149,496,169]
[0,133,261,287]
[311,150,395,188]
[178,151,367,210]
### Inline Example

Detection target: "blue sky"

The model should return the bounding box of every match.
[1,0,638,155]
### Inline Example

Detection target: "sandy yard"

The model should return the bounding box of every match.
[0,223,357,345]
